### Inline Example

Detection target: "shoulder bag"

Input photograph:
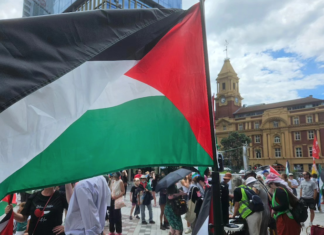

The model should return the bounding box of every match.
[185,186,196,224]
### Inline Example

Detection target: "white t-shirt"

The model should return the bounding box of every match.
[289,178,299,187]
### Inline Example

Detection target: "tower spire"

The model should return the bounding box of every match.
[224,40,229,59]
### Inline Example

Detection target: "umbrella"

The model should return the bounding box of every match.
[155,168,192,192]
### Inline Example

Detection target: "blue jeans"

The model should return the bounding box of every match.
[140,204,153,222]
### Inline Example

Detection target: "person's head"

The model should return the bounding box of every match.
[192,172,200,183]
[245,176,257,187]
[161,172,165,177]
[281,173,288,182]
[204,168,210,177]
[288,173,294,179]
[17,202,26,213]
[312,173,318,179]
[145,171,150,176]
[257,175,263,182]
[140,175,147,184]
[122,171,126,176]
[244,170,256,180]
[113,172,120,180]
[303,171,311,180]
[223,172,232,183]
[197,176,205,188]
[134,178,140,186]
[137,169,142,174]
[232,176,243,188]
[262,170,269,178]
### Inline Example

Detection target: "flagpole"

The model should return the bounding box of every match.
[199,0,224,234]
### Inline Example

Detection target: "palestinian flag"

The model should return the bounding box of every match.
[0,210,14,235]
[0,4,214,199]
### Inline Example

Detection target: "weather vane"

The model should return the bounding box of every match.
[224,40,229,59]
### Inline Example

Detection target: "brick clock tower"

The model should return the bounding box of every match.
[215,58,243,120]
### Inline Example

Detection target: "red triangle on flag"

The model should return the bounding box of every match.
[269,166,280,176]
[1,194,17,205]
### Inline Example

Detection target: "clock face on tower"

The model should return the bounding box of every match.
[221,97,226,103]
[235,97,239,103]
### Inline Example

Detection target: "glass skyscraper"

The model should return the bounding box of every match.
[23,0,182,17]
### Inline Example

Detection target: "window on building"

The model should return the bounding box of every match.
[233,83,236,90]
[293,117,299,125]
[308,130,314,139]
[295,132,301,140]
[238,124,243,131]
[222,83,226,90]
[255,150,261,159]
[255,135,261,143]
[294,164,304,172]
[273,121,279,128]
[274,136,280,143]
[296,147,302,157]
[307,115,313,123]
[223,125,227,131]
[255,122,260,129]
[275,148,281,158]
[309,146,313,157]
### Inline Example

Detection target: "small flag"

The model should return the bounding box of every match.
[313,135,320,159]
[0,209,14,234]
[1,194,16,205]
[311,158,318,175]
[270,166,280,176]
[286,160,290,175]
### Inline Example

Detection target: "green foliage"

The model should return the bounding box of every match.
[220,132,251,172]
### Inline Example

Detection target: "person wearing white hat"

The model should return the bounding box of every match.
[245,176,270,235]
[288,173,298,196]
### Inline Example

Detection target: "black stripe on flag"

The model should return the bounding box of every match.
[0,210,12,233]
[0,7,187,113]
[192,187,212,235]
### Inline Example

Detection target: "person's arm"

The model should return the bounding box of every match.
[75,187,102,235]
[130,189,133,202]
[65,183,73,204]
[232,202,240,217]
[5,205,28,222]
[314,189,318,200]
[115,181,125,199]
[124,171,128,177]
[181,179,190,188]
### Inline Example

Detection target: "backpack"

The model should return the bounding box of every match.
[242,187,264,212]
[291,199,308,223]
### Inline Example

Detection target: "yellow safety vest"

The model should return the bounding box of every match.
[272,188,293,220]
[238,185,253,219]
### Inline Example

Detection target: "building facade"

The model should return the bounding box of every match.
[215,58,324,173]
[23,0,182,17]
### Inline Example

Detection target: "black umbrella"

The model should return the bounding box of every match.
[155,168,192,192]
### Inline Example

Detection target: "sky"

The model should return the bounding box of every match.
[1,0,324,105]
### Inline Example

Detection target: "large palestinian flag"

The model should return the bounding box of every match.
[0,3,214,199]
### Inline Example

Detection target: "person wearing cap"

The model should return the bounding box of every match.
[220,172,233,226]
[245,176,270,235]
[137,175,155,225]
[109,172,125,235]
[232,176,263,235]
[262,170,269,180]
[288,173,298,196]
[265,173,301,235]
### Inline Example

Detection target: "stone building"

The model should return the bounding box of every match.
[215,58,324,172]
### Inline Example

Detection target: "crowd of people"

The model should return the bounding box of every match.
[3,167,322,235]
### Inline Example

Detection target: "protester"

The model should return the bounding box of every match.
[232,176,262,235]
[256,174,264,182]
[204,168,211,185]
[130,178,140,220]
[311,173,321,212]
[151,172,157,207]
[262,170,269,180]
[220,172,233,226]
[245,176,270,235]
[181,174,191,233]
[159,188,169,230]
[5,186,68,235]
[266,173,301,235]
[137,175,155,225]
[281,173,292,188]
[109,172,125,235]
[288,173,299,196]
[188,175,205,230]
[64,176,110,235]
[244,170,257,180]
[121,170,128,196]
[164,184,187,235]
[134,169,142,179]
[300,171,317,226]
[14,202,28,235]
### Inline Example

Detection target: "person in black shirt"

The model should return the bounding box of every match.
[221,172,233,225]
[5,187,68,235]
[129,178,140,220]
[122,170,128,196]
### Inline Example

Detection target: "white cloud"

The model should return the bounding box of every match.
[0,0,23,19]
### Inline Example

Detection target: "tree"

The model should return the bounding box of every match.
[220,132,251,172]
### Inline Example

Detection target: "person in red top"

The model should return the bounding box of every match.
[134,169,142,179]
